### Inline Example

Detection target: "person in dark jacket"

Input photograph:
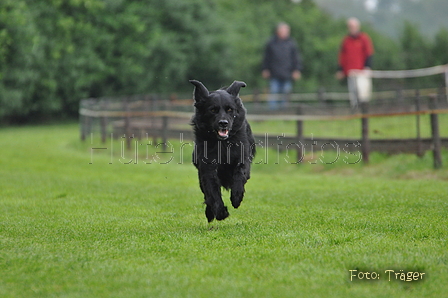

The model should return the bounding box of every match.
[262,22,302,110]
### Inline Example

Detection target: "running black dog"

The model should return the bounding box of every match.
[190,80,256,222]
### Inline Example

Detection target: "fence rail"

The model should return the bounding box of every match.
[79,86,448,168]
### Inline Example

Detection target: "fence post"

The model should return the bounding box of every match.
[100,117,107,144]
[162,115,168,151]
[296,106,304,163]
[429,93,442,169]
[318,87,326,106]
[360,102,370,164]
[80,115,87,141]
[100,99,108,144]
[150,95,158,145]
[143,95,151,141]
[396,88,404,106]
[84,115,92,142]
[123,97,131,150]
[80,99,93,141]
[415,89,423,157]
[445,67,448,102]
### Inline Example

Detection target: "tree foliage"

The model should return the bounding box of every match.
[0,0,447,122]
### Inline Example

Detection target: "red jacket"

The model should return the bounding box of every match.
[338,32,374,76]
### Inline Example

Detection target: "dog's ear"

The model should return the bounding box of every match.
[226,81,246,97]
[189,80,209,102]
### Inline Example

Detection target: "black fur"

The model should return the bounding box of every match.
[190,80,256,222]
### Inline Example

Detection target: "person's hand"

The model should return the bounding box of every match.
[335,71,345,80]
[292,70,301,81]
[262,70,270,79]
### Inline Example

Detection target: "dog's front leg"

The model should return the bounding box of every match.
[199,164,229,222]
[230,165,248,209]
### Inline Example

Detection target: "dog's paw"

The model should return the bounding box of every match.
[215,206,229,221]
[230,191,244,209]
[205,205,215,222]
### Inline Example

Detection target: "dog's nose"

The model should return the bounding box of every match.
[218,120,229,128]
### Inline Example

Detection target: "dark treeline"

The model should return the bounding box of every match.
[1,0,447,122]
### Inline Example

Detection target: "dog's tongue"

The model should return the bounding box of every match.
[218,129,229,138]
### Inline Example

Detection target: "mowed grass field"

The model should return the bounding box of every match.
[1,123,447,297]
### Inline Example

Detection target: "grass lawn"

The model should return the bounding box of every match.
[0,123,447,297]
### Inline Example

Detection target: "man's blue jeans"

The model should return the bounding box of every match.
[269,78,292,110]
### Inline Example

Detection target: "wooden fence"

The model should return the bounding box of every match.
[79,88,448,168]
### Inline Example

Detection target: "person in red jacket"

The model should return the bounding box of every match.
[336,17,374,80]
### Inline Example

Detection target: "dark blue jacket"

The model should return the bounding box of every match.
[262,36,302,80]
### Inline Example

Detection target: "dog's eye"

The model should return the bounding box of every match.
[210,107,219,113]
[226,107,233,113]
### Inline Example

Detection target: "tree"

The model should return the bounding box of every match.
[432,28,448,65]
[400,21,431,70]
[1,0,442,122]
[0,0,41,120]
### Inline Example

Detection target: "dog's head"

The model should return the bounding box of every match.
[190,80,246,140]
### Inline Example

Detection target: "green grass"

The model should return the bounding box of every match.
[0,123,447,297]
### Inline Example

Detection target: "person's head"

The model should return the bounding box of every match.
[347,17,361,36]
[276,22,290,40]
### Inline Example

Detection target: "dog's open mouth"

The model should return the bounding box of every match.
[217,129,229,139]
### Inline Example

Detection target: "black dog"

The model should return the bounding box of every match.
[190,80,256,222]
